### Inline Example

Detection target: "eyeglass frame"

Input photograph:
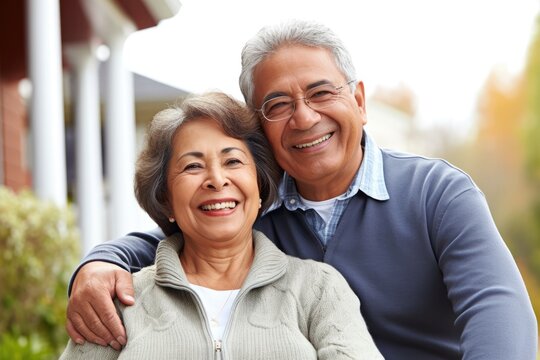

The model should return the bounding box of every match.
[255,79,357,123]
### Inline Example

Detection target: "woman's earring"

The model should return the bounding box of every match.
[168,217,175,223]
[258,198,262,209]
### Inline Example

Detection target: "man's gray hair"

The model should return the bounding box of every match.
[239,19,357,108]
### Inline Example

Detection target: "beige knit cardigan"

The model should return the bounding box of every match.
[60,230,383,360]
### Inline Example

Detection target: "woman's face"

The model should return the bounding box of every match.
[167,117,260,244]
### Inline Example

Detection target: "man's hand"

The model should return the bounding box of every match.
[66,262,135,351]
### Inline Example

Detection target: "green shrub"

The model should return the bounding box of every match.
[0,187,80,359]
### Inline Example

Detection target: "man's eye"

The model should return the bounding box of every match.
[309,88,335,101]
[265,98,291,115]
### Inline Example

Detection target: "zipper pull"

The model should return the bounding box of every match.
[214,340,223,360]
[214,340,222,352]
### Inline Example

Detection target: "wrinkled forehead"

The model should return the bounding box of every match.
[252,45,344,104]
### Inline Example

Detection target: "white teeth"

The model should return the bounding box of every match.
[294,133,332,149]
[201,201,237,211]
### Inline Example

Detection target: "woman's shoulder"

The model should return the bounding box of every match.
[284,256,348,287]
[132,265,157,294]
[278,257,359,318]
[114,265,158,314]
[286,255,337,272]
[252,231,351,292]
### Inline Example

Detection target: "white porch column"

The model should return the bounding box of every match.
[104,33,138,239]
[26,0,67,206]
[66,44,106,255]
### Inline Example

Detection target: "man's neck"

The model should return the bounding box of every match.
[295,154,363,201]
[296,182,346,201]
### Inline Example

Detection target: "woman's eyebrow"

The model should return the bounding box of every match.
[176,151,203,162]
[175,147,246,161]
[222,147,247,155]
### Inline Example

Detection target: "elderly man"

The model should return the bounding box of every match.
[66,20,537,359]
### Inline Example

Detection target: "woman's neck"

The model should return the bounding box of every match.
[179,235,254,290]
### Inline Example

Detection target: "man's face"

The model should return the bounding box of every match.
[252,45,367,200]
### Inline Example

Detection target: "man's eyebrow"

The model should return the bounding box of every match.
[262,91,289,104]
[306,79,331,90]
[261,79,333,104]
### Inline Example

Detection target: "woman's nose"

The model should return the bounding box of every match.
[203,167,229,191]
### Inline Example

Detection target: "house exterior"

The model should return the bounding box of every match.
[0,0,183,255]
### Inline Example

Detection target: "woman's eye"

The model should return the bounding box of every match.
[225,158,243,166]
[183,163,202,171]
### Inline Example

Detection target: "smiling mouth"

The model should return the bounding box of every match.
[294,133,333,149]
[200,201,237,211]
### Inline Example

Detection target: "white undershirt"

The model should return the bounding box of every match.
[190,284,240,340]
[299,195,339,224]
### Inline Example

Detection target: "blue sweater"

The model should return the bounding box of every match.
[75,148,537,359]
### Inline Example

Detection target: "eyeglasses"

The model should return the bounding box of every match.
[256,80,356,122]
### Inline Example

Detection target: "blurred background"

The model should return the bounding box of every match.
[1,0,539,357]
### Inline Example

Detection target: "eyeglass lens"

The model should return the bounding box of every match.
[261,82,351,122]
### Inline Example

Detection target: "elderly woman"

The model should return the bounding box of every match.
[60,92,383,359]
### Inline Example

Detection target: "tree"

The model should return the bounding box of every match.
[524,15,540,183]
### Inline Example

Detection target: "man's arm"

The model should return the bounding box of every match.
[68,228,164,294]
[435,187,537,359]
[66,228,165,350]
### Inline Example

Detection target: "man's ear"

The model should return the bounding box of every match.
[354,81,366,106]
[354,81,367,125]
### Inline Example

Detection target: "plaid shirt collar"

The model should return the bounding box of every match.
[269,131,390,213]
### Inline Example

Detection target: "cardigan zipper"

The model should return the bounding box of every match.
[214,340,223,360]
[160,260,286,359]
[175,286,224,359]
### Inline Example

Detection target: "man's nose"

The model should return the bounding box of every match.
[288,99,321,130]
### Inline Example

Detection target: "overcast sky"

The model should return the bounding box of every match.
[124,0,539,132]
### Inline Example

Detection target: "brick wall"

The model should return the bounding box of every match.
[0,80,31,190]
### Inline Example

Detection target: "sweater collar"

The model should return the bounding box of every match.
[154,230,288,291]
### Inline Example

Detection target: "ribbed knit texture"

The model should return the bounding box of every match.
[60,230,383,359]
